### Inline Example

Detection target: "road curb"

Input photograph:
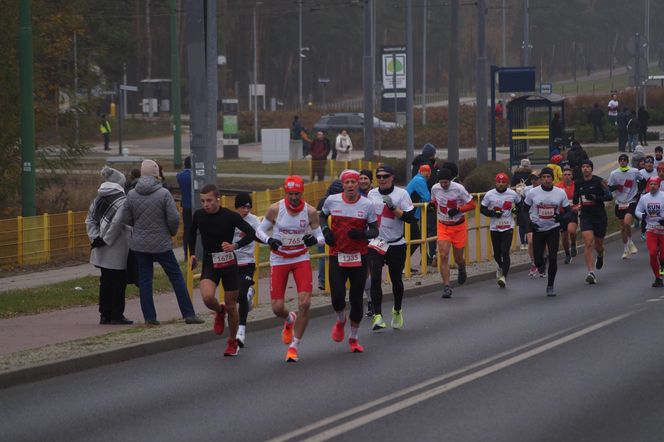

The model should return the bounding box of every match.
[0,231,623,389]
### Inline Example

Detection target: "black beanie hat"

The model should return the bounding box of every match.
[359,169,373,179]
[437,168,453,181]
[581,159,594,169]
[235,193,252,208]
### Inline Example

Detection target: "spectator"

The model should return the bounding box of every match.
[566,141,589,181]
[309,131,331,182]
[550,112,564,144]
[122,159,203,326]
[406,164,432,257]
[654,146,664,168]
[638,105,650,146]
[300,127,312,158]
[291,115,302,140]
[176,156,192,261]
[607,93,619,125]
[335,129,353,162]
[411,143,437,178]
[495,100,504,120]
[99,114,111,151]
[617,107,629,152]
[547,154,564,185]
[511,159,532,187]
[627,109,640,152]
[124,168,141,193]
[85,166,132,325]
[588,103,606,142]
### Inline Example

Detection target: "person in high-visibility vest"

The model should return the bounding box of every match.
[100,114,111,151]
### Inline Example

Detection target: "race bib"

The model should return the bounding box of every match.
[496,217,512,229]
[211,251,236,269]
[280,232,304,248]
[537,206,555,219]
[618,203,630,210]
[338,252,362,267]
[368,237,389,255]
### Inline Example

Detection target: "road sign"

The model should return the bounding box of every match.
[120,85,138,92]
[540,83,552,95]
[318,78,331,84]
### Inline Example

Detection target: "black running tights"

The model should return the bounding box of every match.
[533,228,560,287]
[329,255,368,323]
[369,244,406,316]
[490,230,513,277]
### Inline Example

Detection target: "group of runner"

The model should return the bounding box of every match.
[186,150,664,362]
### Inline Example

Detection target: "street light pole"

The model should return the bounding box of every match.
[522,0,530,66]
[19,0,36,216]
[362,0,374,159]
[298,0,303,110]
[501,0,506,67]
[476,0,488,164]
[253,2,260,142]
[405,0,414,181]
[644,0,650,107]
[421,0,427,126]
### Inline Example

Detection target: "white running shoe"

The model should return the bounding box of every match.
[622,249,630,260]
[236,328,246,348]
[247,287,255,312]
[628,241,638,255]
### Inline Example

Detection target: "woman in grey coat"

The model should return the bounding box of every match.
[85,167,133,325]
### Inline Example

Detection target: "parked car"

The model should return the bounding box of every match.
[313,113,399,133]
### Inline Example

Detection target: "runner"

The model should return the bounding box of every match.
[321,169,378,352]
[573,160,612,284]
[430,167,476,298]
[519,173,543,277]
[189,184,256,357]
[556,167,579,264]
[480,173,521,288]
[232,193,261,347]
[640,156,657,180]
[524,167,571,296]
[658,163,664,190]
[635,176,664,287]
[366,165,416,330]
[358,169,374,315]
[608,153,644,259]
[255,176,323,362]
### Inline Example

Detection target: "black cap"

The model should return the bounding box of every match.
[234,193,252,208]
[359,169,373,179]
[437,168,453,181]
[376,164,395,176]
[581,159,594,169]
[618,153,629,162]
[540,167,554,178]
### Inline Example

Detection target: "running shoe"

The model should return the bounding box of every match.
[596,254,604,270]
[247,287,255,312]
[538,269,547,278]
[391,308,404,329]
[223,338,239,357]
[366,301,374,317]
[332,319,346,342]
[442,285,453,299]
[497,275,506,288]
[585,271,597,285]
[285,347,299,362]
[653,278,664,288]
[281,313,296,345]
[546,286,557,297]
[622,250,630,260]
[236,328,246,348]
[628,241,638,255]
[659,262,664,276]
[372,314,386,331]
[641,231,647,241]
[528,265,538,277]
[496,269,503,279]
[571,243,577,257]
[564,254,572,265]
[520,244,528,251]
[213,307,226,335]
[457,265,467,285]
[348,338,364,353]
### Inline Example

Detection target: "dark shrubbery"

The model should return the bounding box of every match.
[462,161,511,194]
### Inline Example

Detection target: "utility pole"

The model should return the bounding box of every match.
[170,0,182,168]
[476,0,488,164]
[19,0,36,216]
[405,0,414,181]
[447,0,460,164]
[253,2,260,142]
[298,0,303,110]
[421,0,427,126]
[522,0,530,66]
[635,32,642,110]
[501,0,506,67]
[644,0,650,107]
[363,0,374,159]
[73,32,79,146]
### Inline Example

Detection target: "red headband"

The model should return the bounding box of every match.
[647,176,661,187]
[340,169,360,182]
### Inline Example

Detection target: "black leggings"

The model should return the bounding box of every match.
[329,255,368,323]
[238,264,255,326]
[369,244,406,316]
[533,228,560,287]
[490,230,513,277]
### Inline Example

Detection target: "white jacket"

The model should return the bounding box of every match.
[335,134,353,154]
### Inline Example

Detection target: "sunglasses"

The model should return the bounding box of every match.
[376,174,392,179]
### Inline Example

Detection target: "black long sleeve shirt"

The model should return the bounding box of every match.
[189,208,255,256]
[573,175,612,219]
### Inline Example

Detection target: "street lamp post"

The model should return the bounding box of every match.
[298,0,303,110]
[253,2,262,142]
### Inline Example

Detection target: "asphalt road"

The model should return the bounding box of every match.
[2,237,664,442]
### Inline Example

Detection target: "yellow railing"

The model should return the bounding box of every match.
[512,125,550,140]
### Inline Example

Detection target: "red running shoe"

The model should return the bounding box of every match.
[285,347,299,362]
[331,319,346,342]
[223,338,239,357]
[213,305,226,335]
[281,312,297,345]
[348,338,364,353]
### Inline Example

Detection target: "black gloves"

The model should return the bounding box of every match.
[267,238,283,251]
[348,229,367,240]
[323,227,336,246]
[303,234,318,247]
[91,237,106,249]
[382,195,396,210]
[608,184,619,192]
[493,209,504,218]
[447,208,460,218]
[584,192,596,201]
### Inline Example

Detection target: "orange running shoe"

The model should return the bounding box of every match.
[281,312,297,345]
[331,319,346,342]
[285,347,299,362]
[348,338,364,353]
[213,305,226,335]
[223,338,239,357]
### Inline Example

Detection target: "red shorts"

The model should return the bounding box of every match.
[437,220,467,249]
[270,260,313,300]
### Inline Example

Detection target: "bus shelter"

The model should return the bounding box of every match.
[507,94,566,167]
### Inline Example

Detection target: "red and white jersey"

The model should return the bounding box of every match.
[635,191,664,234]
[367,186,414,245]
[481,188,521,231]
[431,181,473,225]
[233,212,260,265]
[608,167,642,204]
[322,193,377,256]
[270,200,311,265]
[524,185,569,232]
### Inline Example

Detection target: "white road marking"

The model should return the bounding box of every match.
[267,310,639,442]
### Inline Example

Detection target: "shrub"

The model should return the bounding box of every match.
[462,161,511,193]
